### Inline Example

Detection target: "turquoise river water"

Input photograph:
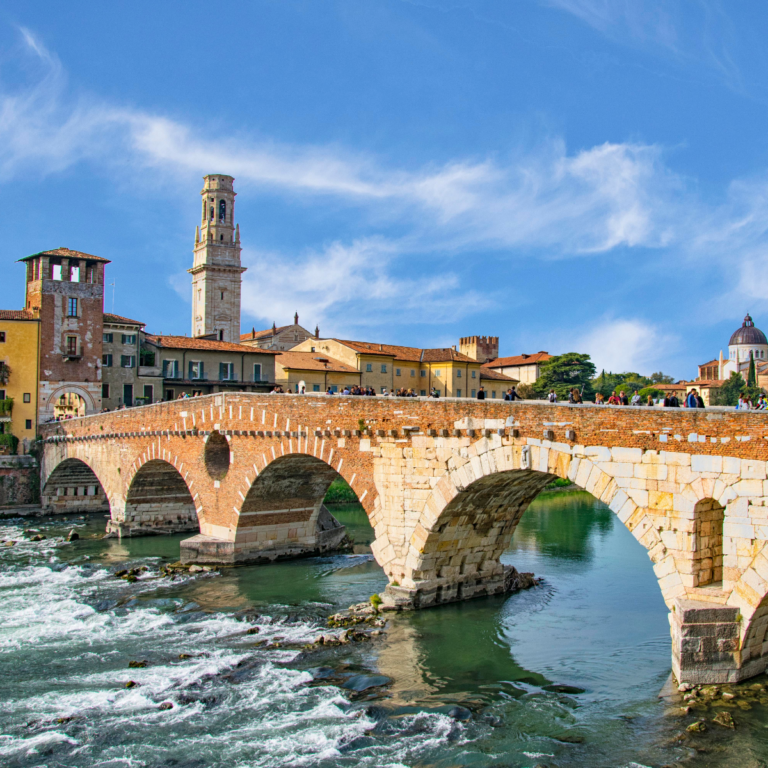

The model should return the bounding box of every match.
[1,491,768,767]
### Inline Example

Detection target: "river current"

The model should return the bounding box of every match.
[1,491,767,767]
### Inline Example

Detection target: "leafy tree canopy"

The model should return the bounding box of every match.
[710,372,746,407]
[592,369,652,398]
[650,371,675,384]
[533,353,596,400]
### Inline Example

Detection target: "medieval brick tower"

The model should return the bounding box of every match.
[189,175,245,342]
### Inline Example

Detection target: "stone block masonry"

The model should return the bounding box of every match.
[38,394,768,683]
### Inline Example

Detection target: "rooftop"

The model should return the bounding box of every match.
[0,309,37,321]
[104,312,144,327]
[276,351,359,373]
[145,335,278,354]
[479,368,518,382]
[18,247,111,264]
[240,324,293,342]
[484,351,552,368]
[336,339,477,364]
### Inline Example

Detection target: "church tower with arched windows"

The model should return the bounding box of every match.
[189,175,245,342]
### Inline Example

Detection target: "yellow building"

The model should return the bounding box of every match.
[274,350,360,392]
[0,310,40,452]
[291,338,516,397]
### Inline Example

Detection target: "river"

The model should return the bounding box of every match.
[0,491,766,767]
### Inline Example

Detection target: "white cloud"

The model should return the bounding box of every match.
[238,238,486,337]
[551,316,679,374]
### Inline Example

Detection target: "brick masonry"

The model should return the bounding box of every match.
[38,393,768,683]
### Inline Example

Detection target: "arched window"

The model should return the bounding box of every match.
[219,200,226,222]
[209,206,214,221]
[202,200,206,221]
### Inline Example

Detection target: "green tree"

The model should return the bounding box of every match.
[650,371,675,384]
[748,352,757,388]
[710,372,745,406]
[533,353,596,401]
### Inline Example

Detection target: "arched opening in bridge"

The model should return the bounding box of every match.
[204,430,230,480]
[118,460,197,536]
[42,458,108,514]
[234,454,363,562]
[694,497,724,587]
[53,392,86,420]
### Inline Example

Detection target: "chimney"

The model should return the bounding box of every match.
[294,312,299,325]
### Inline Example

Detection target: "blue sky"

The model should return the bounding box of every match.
[2,1,768,378]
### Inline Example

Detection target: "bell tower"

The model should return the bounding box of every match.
[189,174,245,342]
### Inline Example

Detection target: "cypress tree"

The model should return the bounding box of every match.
[749,351,757,388]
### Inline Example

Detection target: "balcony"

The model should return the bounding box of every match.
[63,352,82,361]
[139,365,162,377]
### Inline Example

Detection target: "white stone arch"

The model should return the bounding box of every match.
[43,384,97,418]
[399,440,688,605]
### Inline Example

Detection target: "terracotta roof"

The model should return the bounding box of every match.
[276,351,359,374]
[694,380,727,386]
[18,247,110,264]
[336,340,476,364]
[480,368,518,382]
[0,309,37,320]
[698,359,720,368]
[483,352,552,369]
[104,313,144,327]
[240,325,293,342]
[145,335,278,354]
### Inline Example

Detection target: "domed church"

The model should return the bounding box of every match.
[698,313,768,382]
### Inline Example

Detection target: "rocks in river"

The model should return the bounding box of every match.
[128,660,148,668]
[29,534,46,542]
[3,540,15,547]
[713,711,736,729]
[245,627,260,635]
[189,565,204,573]
[66,529,79,541]
[124,680,138,689]
[158,702,173,711]
[341,674,391,692]
[686,720,707,733]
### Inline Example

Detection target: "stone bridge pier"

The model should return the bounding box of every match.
[39,394,768,684]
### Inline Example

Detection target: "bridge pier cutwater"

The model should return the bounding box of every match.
[39,392,768,684]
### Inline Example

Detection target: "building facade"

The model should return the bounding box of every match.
[274,350,361,392]
[19,248,108,422]
[240,313,317,351]
[189,175,245,342]
[144,335,276,400]
[0,311,40,451]
[291,337,515,397]
[482,351,552,384]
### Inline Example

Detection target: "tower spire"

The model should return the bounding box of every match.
[188,175,246,341]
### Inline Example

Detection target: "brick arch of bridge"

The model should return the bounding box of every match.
[231,453,367,562]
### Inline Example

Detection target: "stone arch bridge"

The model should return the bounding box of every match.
[39,392,768,684]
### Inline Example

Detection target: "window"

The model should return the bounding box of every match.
[220,291,224,300]
[253,363,262,381]
[25,419,32,430]
[122,334,136,345]
[219,199,226,221]
[471,389,477,397]
[86,267,94,283]
[23,393,30,404]
[103,333,113,344]
[410,369,415,377]
[471,370,477,378]
[313,384,320,392]
[143,385,153,403]
[67,298,78,317]
[330,385,338,393]
[102,383,110,398]
[366,363,373,372]
[189,361,204,380]
[52,264,62,280]
[310,347,316,352]
[396,368,401,376]
[492,391,497,398]
[456,369,462,378]
[163,360,180,379]
[220,362,235,381]
[70,265,80,282]
[0,332,5,343]
[218,329,224,341]
[420,370,426,377]
[66,337,78,356]
[420,389,426,396]
[165,389,175,401]
[435,369,441,377]
[123,384,133,407]
[457,389,462,397]
[381,386,387,393]
[102,354,113,367]
[121,355,136,368]
[381,364,387,373]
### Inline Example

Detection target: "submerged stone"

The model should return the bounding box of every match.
[713,711,736,729]
[342,674,391,692]
[542,684,586,695]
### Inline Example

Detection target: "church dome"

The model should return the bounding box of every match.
[729,314,768,346]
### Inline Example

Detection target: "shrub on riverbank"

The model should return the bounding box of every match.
[323,478,359,503]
